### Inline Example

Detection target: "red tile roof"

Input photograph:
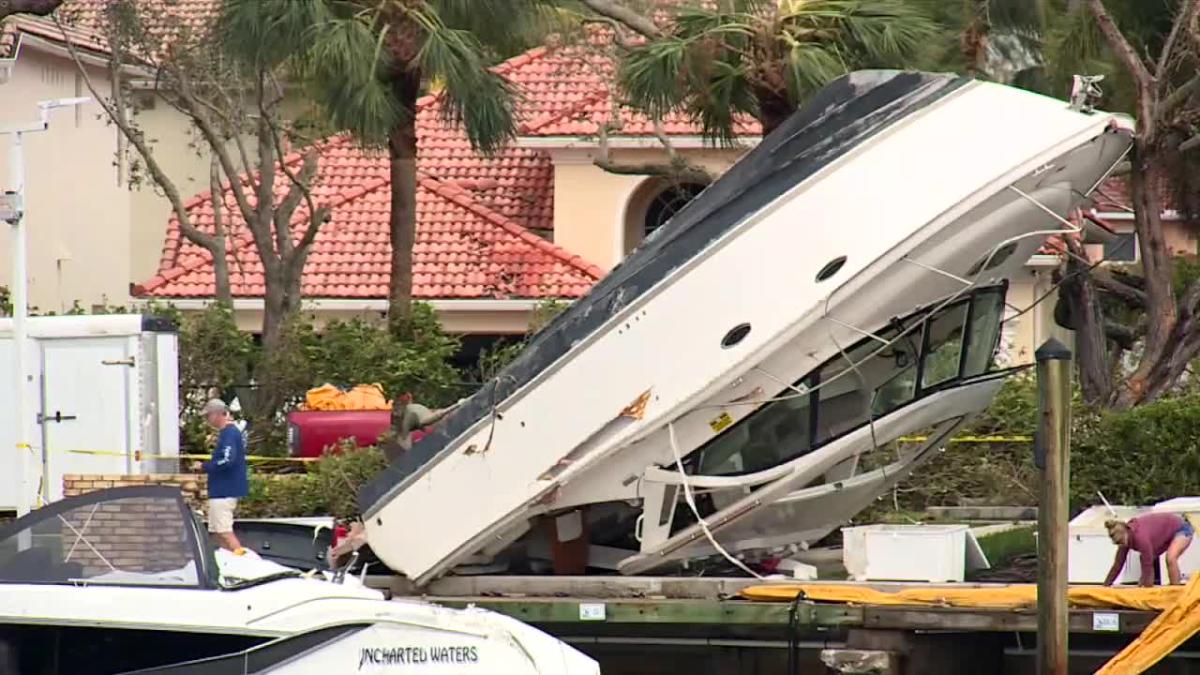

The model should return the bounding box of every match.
[510,38,761,138]
[133,134,601,300]
[1090,176,1182,215]
[1,0,217,58]
[134,38,758,302]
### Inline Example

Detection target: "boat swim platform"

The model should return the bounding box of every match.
[372,577,1200,674]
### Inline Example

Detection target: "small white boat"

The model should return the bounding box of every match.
[360,70,1133,584]
[0,486,598,674]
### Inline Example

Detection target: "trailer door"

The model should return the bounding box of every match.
[41,337,135,501]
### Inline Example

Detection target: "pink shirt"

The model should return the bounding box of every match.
[1105,512,1186,586]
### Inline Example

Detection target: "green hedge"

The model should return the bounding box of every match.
[239,444,387,519]
[1071,397,1200,509]
[867,374,1200,519]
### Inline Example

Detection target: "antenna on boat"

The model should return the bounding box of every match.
[1069,75,1104,113]
[1098,491,1117,518]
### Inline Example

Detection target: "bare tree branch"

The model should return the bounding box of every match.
[578,0,661,39]
[1163,73,1200,114]
[173,62,259,231]
[1090,266,1148,306]
[54,14,219,256]
[1156,0,1200,84]
[592,103,714,183]
[580,16,639,49]
[1087,0,1156,132]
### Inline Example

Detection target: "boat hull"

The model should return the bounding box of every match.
[362,71,1132,585]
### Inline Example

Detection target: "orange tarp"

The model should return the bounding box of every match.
[303,384,391,411]
[742,582,1200,674]
[740,583,1180,611]
[1096,575,1200,674]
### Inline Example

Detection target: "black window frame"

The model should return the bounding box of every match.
[685,282,1011,478]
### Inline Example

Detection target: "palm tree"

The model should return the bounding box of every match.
[220,0,557,334]
[581,0,938,139]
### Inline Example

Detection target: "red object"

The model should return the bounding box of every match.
[332,523,349,549]
[287,410,437,458]
[287,409,391,458]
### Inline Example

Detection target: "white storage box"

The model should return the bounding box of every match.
[843,524,971,582]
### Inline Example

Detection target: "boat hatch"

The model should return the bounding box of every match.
[0,485,217,589]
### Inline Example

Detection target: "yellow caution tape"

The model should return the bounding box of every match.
[37,447,318,463]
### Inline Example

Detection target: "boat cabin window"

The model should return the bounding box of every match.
[689,286,1006,477]
[0,492,203,587]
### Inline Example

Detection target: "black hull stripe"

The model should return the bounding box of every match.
[117,624,365,674]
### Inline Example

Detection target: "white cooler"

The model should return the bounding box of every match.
[843,524,981,582]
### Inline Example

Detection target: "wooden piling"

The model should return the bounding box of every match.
[1035,338,1072,675]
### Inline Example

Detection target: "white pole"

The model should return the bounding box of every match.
[8,130,30,518]
[1,98,89,516]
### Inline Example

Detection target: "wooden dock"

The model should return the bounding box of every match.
[375,576,1198,674]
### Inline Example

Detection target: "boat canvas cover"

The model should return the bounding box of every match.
[359,70,971,515]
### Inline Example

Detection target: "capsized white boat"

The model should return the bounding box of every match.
[359,70,1133,584]
[0,486,598,674]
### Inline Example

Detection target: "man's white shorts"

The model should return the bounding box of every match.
[208,497,238,533]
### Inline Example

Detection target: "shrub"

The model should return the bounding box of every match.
[239,443,388,519]
[307,304,462,407]
[1071,396,1200,509]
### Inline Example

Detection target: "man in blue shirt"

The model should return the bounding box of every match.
[194,398,248,551]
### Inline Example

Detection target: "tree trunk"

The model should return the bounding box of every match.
[387,70,422,337]
[752,96,789,137]
[0,0,61,20]
[1058,244,1112,404]
[1114,151,1176,408]
[212,237,232,307]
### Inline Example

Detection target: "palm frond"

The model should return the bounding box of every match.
[410,7,517,154]
[433,0,566,57]
[620,36,693,122]
[219,0,331,68]
[305,11,402,145]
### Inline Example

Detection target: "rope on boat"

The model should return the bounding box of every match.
[667,421,763,579]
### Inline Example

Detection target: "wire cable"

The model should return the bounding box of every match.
[667,422,762,579]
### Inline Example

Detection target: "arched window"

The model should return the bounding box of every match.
[643,182,707,238]
[623,179,708,254]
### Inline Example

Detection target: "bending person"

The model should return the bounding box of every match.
[1104,513,1194,586]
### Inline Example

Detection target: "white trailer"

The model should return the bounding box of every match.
[0,314,179,511]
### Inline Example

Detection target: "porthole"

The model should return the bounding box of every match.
[816,256,847,282]
[986,242,1018,270]
[721,323,752,348]
[967,242,1019,277]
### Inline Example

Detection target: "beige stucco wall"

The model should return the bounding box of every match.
[1004,266,1068,366]
[548,146,750,270]
[0,45,272,312]
[126,94,219,282]
[0,48,131,313]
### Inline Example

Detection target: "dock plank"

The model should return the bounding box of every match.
[427,596,1155,635]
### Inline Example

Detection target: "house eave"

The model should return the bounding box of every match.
[515,135,762,150]
[131,298,550,312]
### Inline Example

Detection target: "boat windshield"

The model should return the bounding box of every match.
[0,486,211,588]
[692,285,1007,477]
